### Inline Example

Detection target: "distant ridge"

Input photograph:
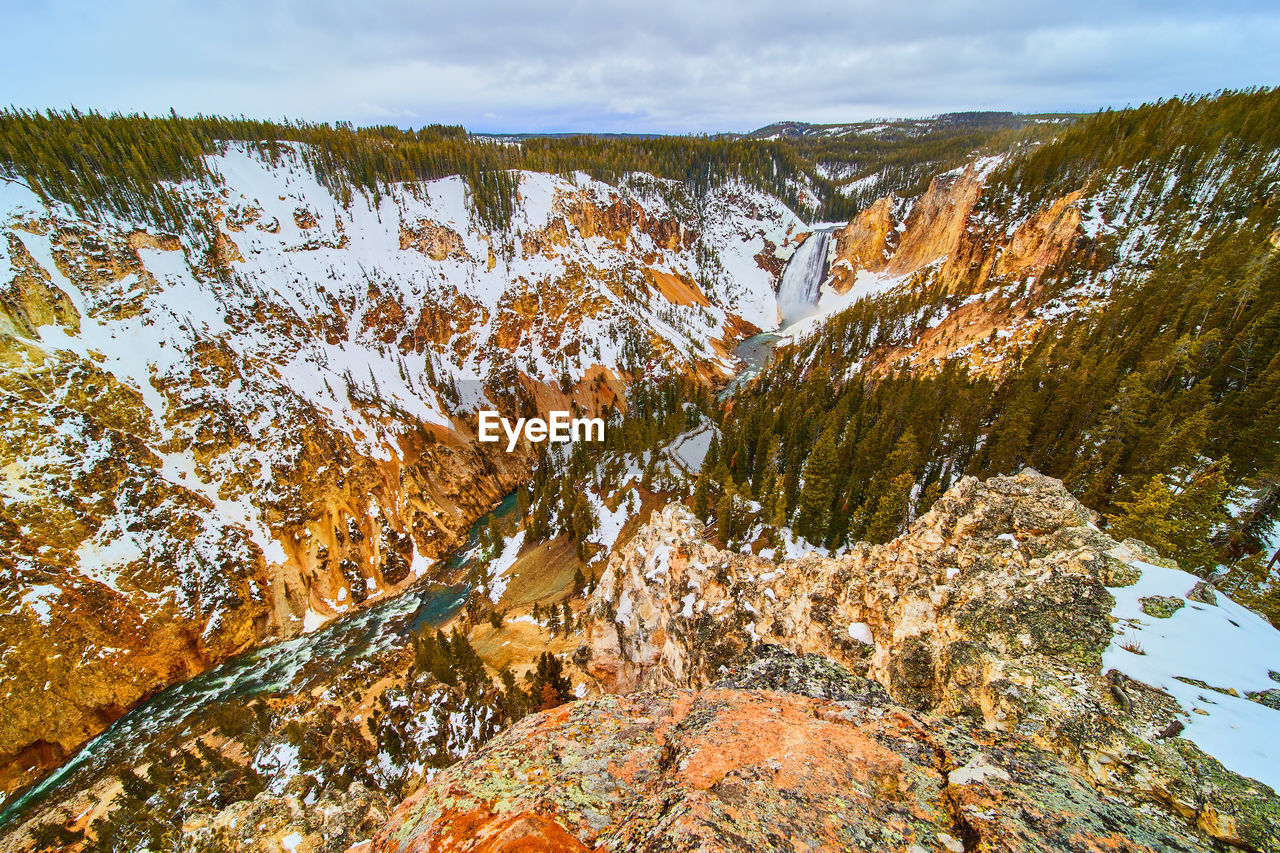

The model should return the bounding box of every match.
[749,110,1078,140]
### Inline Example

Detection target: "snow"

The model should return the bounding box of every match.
[667,426,716,474]
[281,833,302,852]
[837,171,886,198]
[487,530,525,603]
[588,491,632,560]
[255,742,302,794]
[20,585,60,625]
[1104,560,1280,791]
[615,590,635,628]
[0,176,44,219]
[766,526,836,561]
[847,622,873,644]
[72,535,141,592]
[301,608,329,633]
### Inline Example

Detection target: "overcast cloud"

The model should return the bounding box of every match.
[3,0,1278,132]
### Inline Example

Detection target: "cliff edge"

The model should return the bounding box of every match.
[365,470,1280,852]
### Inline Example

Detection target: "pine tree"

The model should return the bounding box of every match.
[919,480,943,517]
[499,666,530,721]
[1108,475,1178,554]
[572,492,595,543]
[796,423,839,542]
[692,469,710,521]
[717,480,734,544]
[705,434,720,470]
[527,653,573,711]
[1108,462,1229,572]
[772,478,789,530]
[759,466,779,521]
[865,472,915,543]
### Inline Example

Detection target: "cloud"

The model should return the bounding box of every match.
[2,0,1277,132]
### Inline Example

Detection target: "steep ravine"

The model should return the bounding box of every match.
[0,493,521,839]
[0,146,806,801]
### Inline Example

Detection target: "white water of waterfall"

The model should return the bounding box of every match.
[776,228,833,327]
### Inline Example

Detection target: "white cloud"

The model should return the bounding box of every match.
[2,0,1278,131]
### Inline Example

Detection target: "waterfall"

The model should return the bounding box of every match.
[776,228,834,327]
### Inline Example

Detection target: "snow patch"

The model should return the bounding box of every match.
[847,622,873,645]
[1104,560,1280,791]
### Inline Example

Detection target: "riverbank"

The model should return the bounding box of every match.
[0,493,520,837]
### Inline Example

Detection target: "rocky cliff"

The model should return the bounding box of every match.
[0,145,804,798]
[367,648,1224,853]
[828,158,1086,297]
[820,158,1095,378]
[362,470,1280,851]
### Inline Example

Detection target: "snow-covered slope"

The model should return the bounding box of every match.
[0,142,804,797]
[794,141,1280,381]
[1105,560,1280,791]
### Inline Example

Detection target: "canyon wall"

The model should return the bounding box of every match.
[0,145,804,797]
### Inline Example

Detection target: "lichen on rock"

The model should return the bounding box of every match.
[568,469,1280,851]
[367,645,1221,853]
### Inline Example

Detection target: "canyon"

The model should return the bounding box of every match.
[0,147,804,798]
[2,92,1279,852]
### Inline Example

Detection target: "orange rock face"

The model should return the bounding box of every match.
[367,651,1217,853]
[821,160,1095,377]
[890,164,987,277]
[644,268,710,307]
[829,195,898,292]
[992,191,1085,280]
[830,161,1088,299]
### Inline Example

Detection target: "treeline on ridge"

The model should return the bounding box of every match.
[0,109,816,234]
[0,105,1073,237]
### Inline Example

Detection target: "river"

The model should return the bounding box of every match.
[719,332,780,400]
[0,492,520,830]
[4,221,836,828]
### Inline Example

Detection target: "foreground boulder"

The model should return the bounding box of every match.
[367,648,1215,852]
[575,470,1280,850]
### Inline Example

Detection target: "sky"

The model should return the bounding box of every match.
[2,0,1278,134]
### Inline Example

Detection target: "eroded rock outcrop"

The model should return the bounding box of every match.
[367,647,1219,853]
[574,470,1280,850]
[399,220,470,261]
